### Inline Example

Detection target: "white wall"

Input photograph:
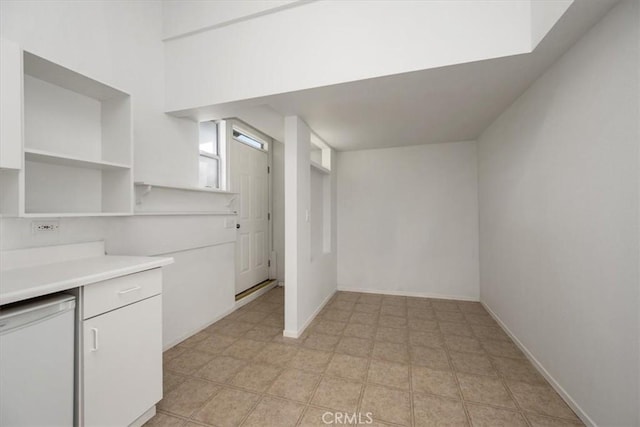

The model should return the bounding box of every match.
[164,1,534,111]
[272,140,286,283]
[306,156,337,326]
[162,0,299,40]
[0,1,235,349]
[0,212,237,350]
[530,0,572,49]
[337,141,479,300]
[477,1,639,425]
[0,0,198,188]
[310,168,324,260]
[284,117,337,337]
[106,215,236,348]
[0,217,109,251]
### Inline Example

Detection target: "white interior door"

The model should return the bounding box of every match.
[231,138,269,294]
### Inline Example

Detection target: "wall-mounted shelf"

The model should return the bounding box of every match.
[25,149,130,170]
[134,181,237,206]
[21,212,131,218]
[133,181,238,214]
[134,211,237,216]
[134,182,237,195]
[310,160,331,175]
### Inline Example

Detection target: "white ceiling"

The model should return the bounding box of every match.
[181,0,618,151]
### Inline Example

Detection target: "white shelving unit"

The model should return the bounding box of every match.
[0,39,22,170]
[0,43,133,217]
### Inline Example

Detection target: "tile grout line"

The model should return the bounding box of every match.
[445,328,474,426]
[408,347,416,427]
[156,289,585,427]
[489,353,535,427]
[356,327,375,423]
[236,385,274,426]
[234,299,288,426]
[165,363,561,424]
[294,370,327,427]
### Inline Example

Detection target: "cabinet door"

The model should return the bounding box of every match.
[83,295,162,427]
[0,38,22,170]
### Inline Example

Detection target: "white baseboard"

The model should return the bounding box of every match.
[164,281,278,350]
[481,301,596,427]
[282,329,299,338]
[337,285,479,302]
[163,305,236,351]
[283,288,337,339]
[129,406,156,427]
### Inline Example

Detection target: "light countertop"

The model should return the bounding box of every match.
[0,255,173,306]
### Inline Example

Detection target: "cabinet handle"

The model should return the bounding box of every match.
[91,328,99,352]
[118,286,142,295]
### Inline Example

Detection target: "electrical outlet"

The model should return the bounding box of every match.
[31,220,59,234]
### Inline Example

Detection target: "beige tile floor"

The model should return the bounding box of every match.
[146,287,583,427]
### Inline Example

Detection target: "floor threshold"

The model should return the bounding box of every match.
[235,279,277,301]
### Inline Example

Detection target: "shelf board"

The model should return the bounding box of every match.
[310,160,331,175]
[22,212,132,218]
[134,182,238,195]
[24,149,131,170]
[134,211,238,216]
[24,51,128,101]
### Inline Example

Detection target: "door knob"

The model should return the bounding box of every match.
[236,224,241,229]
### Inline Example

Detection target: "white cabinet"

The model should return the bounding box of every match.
[0,38,22,170]
[81,270,162,427]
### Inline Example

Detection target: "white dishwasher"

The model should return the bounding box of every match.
[0,293,76,427]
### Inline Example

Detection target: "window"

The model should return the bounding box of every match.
[233,128,265,150]
[198,121,220,188]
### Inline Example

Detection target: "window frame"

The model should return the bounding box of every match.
[198,121,222,189]
[232,127,268,152]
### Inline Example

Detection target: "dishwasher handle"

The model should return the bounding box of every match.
[0,295,75,335]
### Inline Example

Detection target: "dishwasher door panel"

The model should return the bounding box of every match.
[0,294,76,427]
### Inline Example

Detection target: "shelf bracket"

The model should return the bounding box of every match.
[225,195,238,208]
[135,184,153,205]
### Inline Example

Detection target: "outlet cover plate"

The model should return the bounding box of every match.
[31,220,60,234]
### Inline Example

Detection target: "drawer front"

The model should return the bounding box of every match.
[83,269,161,319]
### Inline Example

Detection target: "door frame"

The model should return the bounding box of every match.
[222,118,276,288]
